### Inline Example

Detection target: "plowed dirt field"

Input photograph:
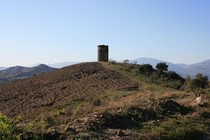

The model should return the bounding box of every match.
[0,62,138,118]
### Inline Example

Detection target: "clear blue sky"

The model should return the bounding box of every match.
[0,0,209,67]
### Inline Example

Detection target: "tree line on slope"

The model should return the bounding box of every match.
[110,60,209,97]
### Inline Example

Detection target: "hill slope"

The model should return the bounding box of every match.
[0,62,138,118]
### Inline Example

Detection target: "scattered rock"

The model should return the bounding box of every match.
[117,129,124,136]
[195,95,208,107]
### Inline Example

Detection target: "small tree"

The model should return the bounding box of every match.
[156,62,168,72]
[123,59,130,64]
[189,73,209,97]
[167,71,185,81]
[138,64,154,75]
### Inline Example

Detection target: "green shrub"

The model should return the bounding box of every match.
[0,113,20,140]
[25,119,47,133]
[22,119,48,140]
[138,64,154,75]
[92,99,101,106]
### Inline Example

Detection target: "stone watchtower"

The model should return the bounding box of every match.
[97,45,109,62]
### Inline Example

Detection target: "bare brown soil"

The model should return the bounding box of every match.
[0,62,138,118]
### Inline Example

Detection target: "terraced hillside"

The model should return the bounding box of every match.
[0,62,138,118]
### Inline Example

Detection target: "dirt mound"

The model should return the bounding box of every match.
[65,101,193,134]
[63,102,194,139]
[0,62,138,118]
[150,99,193,116]
[65,107,157,132]
[64,107,157,139]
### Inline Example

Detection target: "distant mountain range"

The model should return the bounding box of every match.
[0,58,209,81]
[133,57,210,78]
[0,64,56,83]
[48,61,79,68]
[0,67,7,71]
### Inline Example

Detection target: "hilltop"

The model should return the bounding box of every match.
[0,62,209,140]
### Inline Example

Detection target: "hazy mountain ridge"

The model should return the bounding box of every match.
[0,64,56,83]
[1,58,210,79]
[0,67,7,71]
[133,57,210,78]
[48,61,79,68]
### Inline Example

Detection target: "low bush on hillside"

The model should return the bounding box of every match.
[0,113,20,140]
[86,106,159,131]
[91,98,101,106]
[186,73,209,97]
[110,62,185,89]
[0,113,50,140]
